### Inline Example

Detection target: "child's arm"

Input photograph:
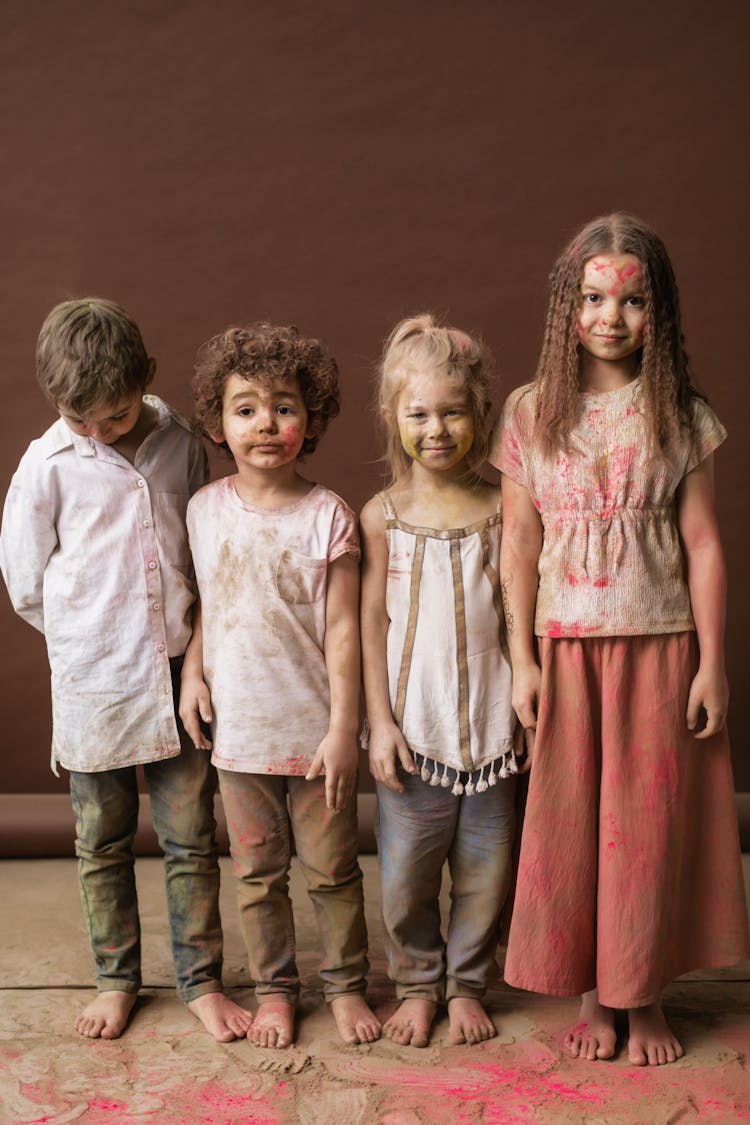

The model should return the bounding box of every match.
[306,553,361,812]
[0,464,57,634]
[676,454,729,739]
[500,474,543,746]
[179,599,213,751]
[359,498,417,793]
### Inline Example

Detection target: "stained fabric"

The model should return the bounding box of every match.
[504,634,750,1008]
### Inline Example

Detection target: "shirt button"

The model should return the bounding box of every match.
[143,519,151,528]
[148,561,158,570]
[157,643,166,652]
[137,479,145,488]
[152,602,160,611]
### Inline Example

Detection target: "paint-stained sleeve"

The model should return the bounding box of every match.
[489,386,531,487]
[327,498,361,563]
[685,399,727,475]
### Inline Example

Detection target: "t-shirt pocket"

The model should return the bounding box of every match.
[275,548,327,605]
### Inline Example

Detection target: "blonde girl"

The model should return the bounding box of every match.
[360,314,519,1048]
[493,214,749,1066]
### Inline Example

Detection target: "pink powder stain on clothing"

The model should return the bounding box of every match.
[547,619,591,638]
[265,756,310,775]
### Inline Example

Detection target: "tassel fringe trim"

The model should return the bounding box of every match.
[360,720,517,797]
[411,749,518,796]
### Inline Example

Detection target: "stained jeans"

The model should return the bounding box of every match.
[218,769,369,1004]
[376,768,516,1002]
[68,666,222,1002]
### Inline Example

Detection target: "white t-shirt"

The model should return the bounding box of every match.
[187,477,360,775]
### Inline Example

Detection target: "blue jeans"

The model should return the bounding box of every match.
[68,662,222,1002]
[376,768,516,1002]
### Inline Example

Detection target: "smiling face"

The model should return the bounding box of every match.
[578,253,646,371]
[212,372,310,473]
[394,368,475,474]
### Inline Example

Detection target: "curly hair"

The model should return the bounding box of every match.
[192,323,340,458]
[37,298,150,415]
[535,213,703,458]
[377,313,492,484]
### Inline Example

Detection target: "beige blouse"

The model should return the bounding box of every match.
[490,379,726,638]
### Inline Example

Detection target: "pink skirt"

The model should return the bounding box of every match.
[504,633,749,1008]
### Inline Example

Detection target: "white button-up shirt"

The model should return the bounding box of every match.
[0,396,208,773]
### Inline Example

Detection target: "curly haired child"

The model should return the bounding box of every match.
[181,323,380,1049]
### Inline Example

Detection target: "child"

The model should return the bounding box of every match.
[493,214,750,1066]
[180,323,380,1049]
[360,314,519,1048]
[0,299,252,1042]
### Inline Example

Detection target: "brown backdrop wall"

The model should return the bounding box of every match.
[2,0,749,800]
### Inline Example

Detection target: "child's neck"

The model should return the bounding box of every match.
[113,400,159,464]
[392,461,495,531]
[233,463,313,509]
[579,353,639,393]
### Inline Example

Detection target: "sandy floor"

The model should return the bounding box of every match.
[1,855,748,1125]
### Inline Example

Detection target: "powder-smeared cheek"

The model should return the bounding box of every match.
[400,432,420,459]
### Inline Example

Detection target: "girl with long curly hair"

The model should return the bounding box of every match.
[492,214,749,1066]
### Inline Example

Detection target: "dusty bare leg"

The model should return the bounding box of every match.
[249,999,295,1049]
[187,991,254,1042]
[628,1001,684,1066]
[564,989,617,1060]
[382,998,437,1048]
[75,991,137,1040]
[330,993,382,1044]
[448,997,496,1045]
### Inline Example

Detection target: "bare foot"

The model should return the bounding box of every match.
[330,993,382,1044]
[564,990,617,1060]
[249,1000,295,1049]
[382,998,437,1048]
[74,991,137,1040]
[628,1002,684,1066]
[187,991,254,1042]
[448,997,496,1045]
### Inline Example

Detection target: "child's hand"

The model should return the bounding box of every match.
[306,730,358,812]
[368,722,416,793]
[686,663,729,739]
[179,676,213,751]
[511,660,541,733]
[514,722,536,774]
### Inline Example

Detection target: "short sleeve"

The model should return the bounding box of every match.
[489,386,533,488]
[685,398,727,475]
[328,498,361,563]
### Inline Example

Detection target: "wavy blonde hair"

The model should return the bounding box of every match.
[535,213,703,457]
[377,313,491,483]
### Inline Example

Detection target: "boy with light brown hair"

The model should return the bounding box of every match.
[1,298,252,1042]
